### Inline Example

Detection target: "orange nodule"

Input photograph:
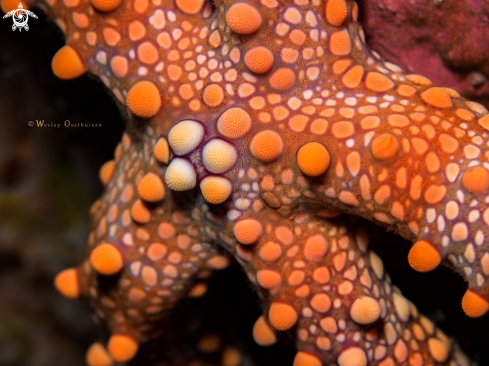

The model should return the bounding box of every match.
[269,68,296,91]
[1,0,27,12]
[303,234,328,261]
[200,176,232,204]
[244,47,274,74]
[203,84,224,107]
[478,114,489,132]
[86,342,113,366]
[325,0,348,27]
[406,74,432,86]
[342,65,364,89]
[175,0,204,14]
[250,130,284,163]
[462,289,489,318]
[329,29,351,56]
[226,3,262,34]
[131,199,151,223]
[371,133,400,161]
[153,137,170,164]
[268,302,298,331]
[217,108,252,139]
[54,268,80,299]
[126,81,161,118]
[252,316,277,346]
[108,334,138,362]
[90,243,123,275]
[297,142,330,177]
[408,240,441,272]
[293,352,322,366]
[420,87,453,109]
[233,219,262,244]
[99,160,115,185]
[52,45,86,80]
[137,172,165,202]
[462,166,489,194]
[365,72,394,92]
[91,0,121,12]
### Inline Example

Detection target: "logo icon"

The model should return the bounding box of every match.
[3,3,37,31]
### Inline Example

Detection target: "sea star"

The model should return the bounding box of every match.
[3,0,489,364]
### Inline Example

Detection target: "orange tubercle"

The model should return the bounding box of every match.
[99,160,115,185]
[175,0,204,14]
[408,240,441,272]
[108,334,139,362]
[462,166,489,194]
[244,47,274,74]
[1,0,27,12]
[90,243,124,275]
[297,142,330,177]
[233,219,262,244]
[268,302,298,330]
[293,352,322,366]
[52,45,86,80]
[250,130,284,163]
[91,0,121,12]
[54,268,80,299]
[325,0,348,27]
[420,87,453,109]
[252,316,277,346]
[126,81,161,118]
[462,289,489,318]
[371,133,400,161]
[86,342,113,366]
[226,3,262,34]
[137,172,165,202]
[217,108,252,139]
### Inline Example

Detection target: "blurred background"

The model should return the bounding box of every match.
[1,1,489,365]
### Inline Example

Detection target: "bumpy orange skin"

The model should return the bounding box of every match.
[39,0,489,364]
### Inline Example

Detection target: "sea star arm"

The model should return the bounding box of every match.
[233,211,472,366]
[56,131,231,364]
